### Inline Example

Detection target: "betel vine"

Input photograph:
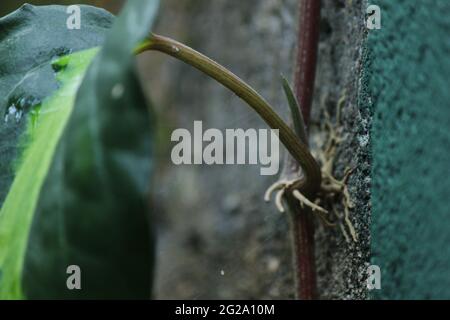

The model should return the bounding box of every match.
[136,0,354,299]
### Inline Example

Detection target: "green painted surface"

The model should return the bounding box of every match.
[368,1,450,299]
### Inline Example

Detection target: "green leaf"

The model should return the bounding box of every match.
[0,4,113,300]
[0,0,159,299]
[281,75,308,144]
[0,48,100,299]
[0,3,113,207]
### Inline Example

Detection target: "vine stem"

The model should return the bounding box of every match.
[289,0,321,300]
[294,0,321,128]
[137,33,321,195]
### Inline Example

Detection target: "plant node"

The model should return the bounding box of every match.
[265,91,357,242]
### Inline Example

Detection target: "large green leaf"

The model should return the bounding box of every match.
[0,0,159,299]
[0,4,113,299]
[0,3,113,208]
[0,48,101,299]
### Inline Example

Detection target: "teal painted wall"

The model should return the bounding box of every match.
[368,1,450,299]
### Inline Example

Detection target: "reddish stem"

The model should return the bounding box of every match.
[288,200,317,299]
[291,0,321,300]
[294,0,321,128]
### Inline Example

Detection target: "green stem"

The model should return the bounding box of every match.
[136,33,321,194]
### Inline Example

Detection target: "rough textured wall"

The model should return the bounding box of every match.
[368,1,450,299]
[313,0,370,299]
[138,0,369,299]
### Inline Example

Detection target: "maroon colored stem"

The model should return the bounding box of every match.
[288,200,317,299]
[294,0,321,128]
[291,0,321,300]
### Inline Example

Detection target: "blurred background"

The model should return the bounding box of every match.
[2,0,449,299]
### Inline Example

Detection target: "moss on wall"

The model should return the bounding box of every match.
[368,0,450,299]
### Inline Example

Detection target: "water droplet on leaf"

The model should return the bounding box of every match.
[4,104,18,123]
[4,96,41,124]
[18,97,26,108]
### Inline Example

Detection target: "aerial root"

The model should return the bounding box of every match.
[292,190,327,214]
[264,176,356,241]
[264,179,330,224]
[265,90,359,243]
